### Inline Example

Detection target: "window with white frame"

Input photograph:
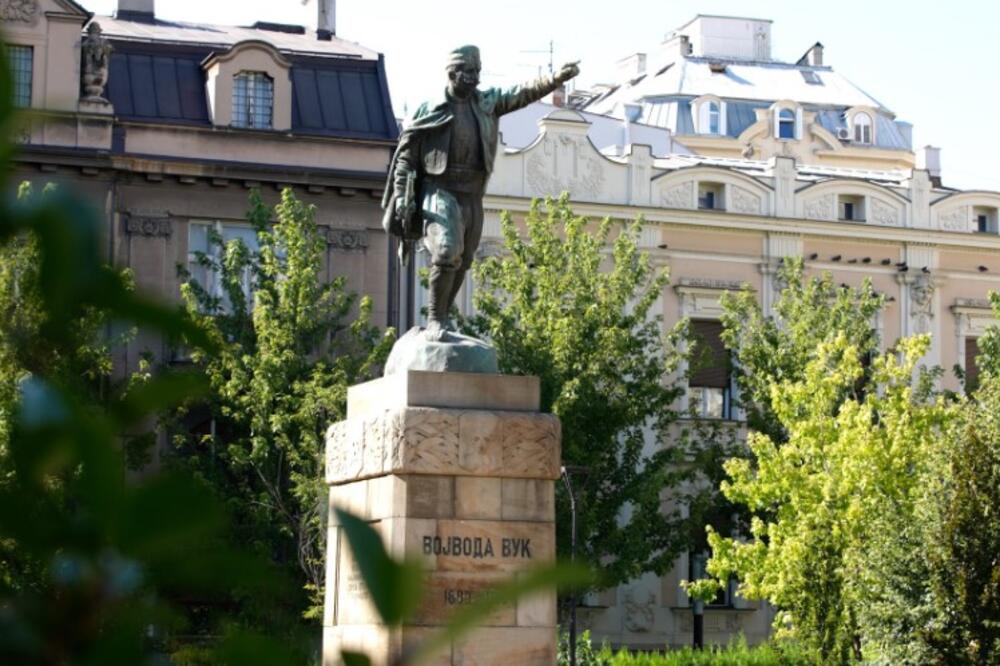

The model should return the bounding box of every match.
[8,45,32,108]
[187,221,260,311]
[696,98,725,135]
[777,108,796,139]
[688,319,732,419]
[852,112,873,144]
[232,72,273,129]
[965,336,980,393]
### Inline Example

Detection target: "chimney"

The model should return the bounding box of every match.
[797,42,824,67]
[917,146,943,187]
[551,85,566,108]
[315,0,335,40]
[116,0,154,21]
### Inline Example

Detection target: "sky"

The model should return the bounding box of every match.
[82,0,1000,191]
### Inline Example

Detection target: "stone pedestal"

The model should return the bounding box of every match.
[323,371,561,666]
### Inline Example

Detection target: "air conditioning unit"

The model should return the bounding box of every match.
[837,128,852,141]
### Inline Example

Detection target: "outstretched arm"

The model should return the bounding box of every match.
[494,61,580,116]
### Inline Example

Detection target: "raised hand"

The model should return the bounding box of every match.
[555,61,581,84]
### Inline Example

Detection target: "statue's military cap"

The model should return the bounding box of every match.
[447,45,481,69]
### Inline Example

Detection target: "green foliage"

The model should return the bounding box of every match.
[694,331,950,664]
[176,188,394,626]
[917,355,1000,663]
[0,178,300,659]
[719,258,884,444]
[557,633,809,666]
[466,195,689,587]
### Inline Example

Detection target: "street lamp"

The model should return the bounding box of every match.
[560,464,586,666]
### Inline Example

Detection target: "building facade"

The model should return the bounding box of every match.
[3,0,399,408]
[410,14,1000,649]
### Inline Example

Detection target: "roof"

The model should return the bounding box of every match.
[654,153,911,186]
[588,57,887,113]
[99,16,397,142]
[93,14,379,60]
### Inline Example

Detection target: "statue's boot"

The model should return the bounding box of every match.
[445,268,468,325]
[426,265,456,341]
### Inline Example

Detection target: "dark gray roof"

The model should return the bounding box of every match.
[103,27,398,142]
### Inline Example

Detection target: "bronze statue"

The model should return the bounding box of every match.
[383,45,579,342]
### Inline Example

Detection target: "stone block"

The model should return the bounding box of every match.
[399,626,451,666]
[405,475,455,519]
[323,526,340,626]
[454,477,502,520]
[415,572,515,626]
[326,408,561,484]
[329,480,369,522]
[501,479,555,522]
[431,519,555,574]
[347,371,541,418]
[452,626,557,666]
[516,586,557,627]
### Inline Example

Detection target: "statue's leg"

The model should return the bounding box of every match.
[422,187,464,340]
[447,193,485,313]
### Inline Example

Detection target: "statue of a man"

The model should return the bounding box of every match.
[382,45,579,341]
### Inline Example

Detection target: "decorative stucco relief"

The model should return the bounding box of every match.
[730,186,762,215]
[125,216,172,237]
[803,195,835,221]
[525,135,605,200]
[870,199,902,227]
[659,181,694,209]
[910,275,935,335]
[326,228,369,252]
[623,588,656,633]
[0,0,38,23]
[938,206,969,232]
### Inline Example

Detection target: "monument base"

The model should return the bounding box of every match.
[323,371,560,666]
[384,327,499,375]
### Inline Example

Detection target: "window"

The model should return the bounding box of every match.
[974,206,997,233]
[8,45,32,108]
[698,182,724,211]
[232,72,273,129]
[838,195,866,222]
[800,70,822,85]
[187,221,261,311]
[852,112,873,144]
[966,337,980,394]
[777,108,795,139]
[688,319,731,419]
[708,102,720,135]
[688,551,735,607]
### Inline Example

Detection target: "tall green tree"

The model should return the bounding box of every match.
[178,189,393,623]
[690,334,949,665]
[466,196,689,588]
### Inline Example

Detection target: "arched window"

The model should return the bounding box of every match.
[853,112,872,144]
[232,71,273,129]
[707,102,721,135]
[778,108,796,139]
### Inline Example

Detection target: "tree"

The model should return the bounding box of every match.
[917,292,1000,664]
[690,334,948,665]
[719,258,884,444]
[466,196,689,588]
[177,189,393,625]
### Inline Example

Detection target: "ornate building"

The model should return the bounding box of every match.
[401,14,1000,649]
[4,0,399,399]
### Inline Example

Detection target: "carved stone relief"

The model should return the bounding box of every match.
[125,215,172,237]
[623,588,656,633]
[0,0,38,24]
[803,194,835,221]
[938,206,969,232]
[525,135,605,200]
[870,198,901,226]
[910,275,935,335]
[326,227,369,252]
[659,181,694,209]
[730,186,762,215]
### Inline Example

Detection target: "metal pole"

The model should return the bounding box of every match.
[692,553,704,650]
[561,466,577,666]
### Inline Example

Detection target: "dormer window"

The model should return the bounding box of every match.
[698,182,725,210]
[707,102,721,135]
[694,96,726,136]
[838,195,866,222]
[232,72,273,129]
[974,206,998,233]
[778,108,795,139]
[852,112,873,144]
